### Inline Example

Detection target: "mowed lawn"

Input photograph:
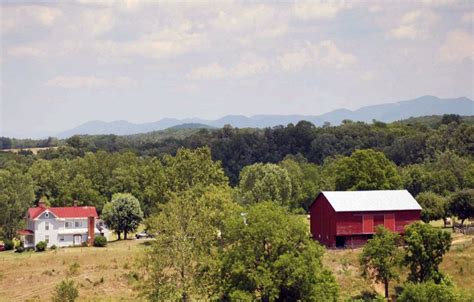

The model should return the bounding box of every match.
[0,239,147,302]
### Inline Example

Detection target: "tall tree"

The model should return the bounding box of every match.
[404,222,452,283]
[333,149,402,191]
[416,192,447,224]
[101,193,143,240]
[143,186,239,301]
[449,189,474,226]
[0,167,35,239]
[238,163,292,207]
[219,202,339,301]
[360,226,402,299]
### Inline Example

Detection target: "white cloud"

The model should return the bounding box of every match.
[186,63,227,80]
[187,55,270,80]
[389,9,437,40]
[390,24,419,40]
[7,46,47,58]
[293,1,351,20]
[1,5,62,32]
[80,10,115,36]
[45,76,136,89]
[278,40,356,72]
[462,12,473,24]
[94,23,208,59]
[439,31,474,63]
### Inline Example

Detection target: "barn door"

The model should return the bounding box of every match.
[363,215,374,233]
[384,214,395,231]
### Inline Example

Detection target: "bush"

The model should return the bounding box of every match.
[398,281,460,302]
[50,244,57,250]
[15,246,25,253]
[36,241,47,252]
[81,241,88,247]
[52,279,79,302]
[93,236,107,247]
[4,239,14,250]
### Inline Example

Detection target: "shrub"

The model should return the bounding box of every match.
[398,280,460,302]
[52,279,79,302]
[81,241,88,247]
[4,239,14,250]
[67,262,80,276]
[50,244,57,250]
[93,236,107,247]
[36,241,47,252]
[15,246,25,253]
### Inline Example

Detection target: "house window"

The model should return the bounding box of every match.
[75,221,81,228]
[65,221,72,228]
[45,212,49,218]
[45,222,49,231]
[45,235,49,244]
[59,235,64,242]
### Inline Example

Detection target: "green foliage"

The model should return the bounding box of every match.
[333,149,402,191]
[3,239,14,250]
[360,226,402,298]
[93,236,107,247]
[239,163,292,207]
[15,246,25,253]
[52,279,79,302]
[0,167,35,240]
[35,241,47,252]
[143,185,239,301]
[102,193,143,240]
[220,202,339,301]
[398,279,461,302]
[67,262,80,276]
[50,244,57,250]
[416,192,447,223]
[404,222,452,283]
[449,189,474,225]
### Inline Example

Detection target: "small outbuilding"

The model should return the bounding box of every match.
[309,190,421,248]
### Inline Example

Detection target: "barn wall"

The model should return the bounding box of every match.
[309,194,336,247]
[335,210,421,236]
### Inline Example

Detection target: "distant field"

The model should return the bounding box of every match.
[0,147,58,155]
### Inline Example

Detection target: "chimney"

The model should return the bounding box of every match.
[88,216,95,246]
[38,198,46,209]
[73,200,78,207]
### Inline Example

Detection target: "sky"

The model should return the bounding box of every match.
[1,0,473,138]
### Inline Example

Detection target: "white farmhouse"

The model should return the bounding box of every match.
[17,200,109,249]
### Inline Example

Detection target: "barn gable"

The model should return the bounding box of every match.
[309,190,422,248]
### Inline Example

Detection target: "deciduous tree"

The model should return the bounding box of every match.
[101,193,143,240]
[404,222,451,283]
[360,226,402,298]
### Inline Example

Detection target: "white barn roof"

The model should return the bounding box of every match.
[321,190,422,212]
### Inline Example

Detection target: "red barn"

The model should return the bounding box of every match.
[309,190,421,248]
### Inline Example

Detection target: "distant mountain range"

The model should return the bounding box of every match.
[56,96,474,138]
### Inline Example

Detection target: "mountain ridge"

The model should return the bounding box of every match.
[55,95,474,138]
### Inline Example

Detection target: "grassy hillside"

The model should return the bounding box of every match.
[1,230,472,301]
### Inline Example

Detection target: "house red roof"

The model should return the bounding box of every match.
[17,229,34,235]
[28,206,98,219]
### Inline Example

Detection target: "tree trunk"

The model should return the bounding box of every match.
[117,232,121,240]
[384,279,389,299]
[443,218,447,228]
[124,231,128,240]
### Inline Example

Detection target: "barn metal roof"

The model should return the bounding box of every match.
[320,190,422,212]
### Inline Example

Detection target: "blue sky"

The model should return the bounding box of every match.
[1,0,473,138]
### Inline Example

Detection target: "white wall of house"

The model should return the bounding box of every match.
[29,210,108,248]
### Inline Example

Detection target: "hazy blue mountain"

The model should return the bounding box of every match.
[168,123,215,129]
[56,96,473,138]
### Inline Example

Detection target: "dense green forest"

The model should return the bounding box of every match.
[0,114,472,221]
[0,115,472,300]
